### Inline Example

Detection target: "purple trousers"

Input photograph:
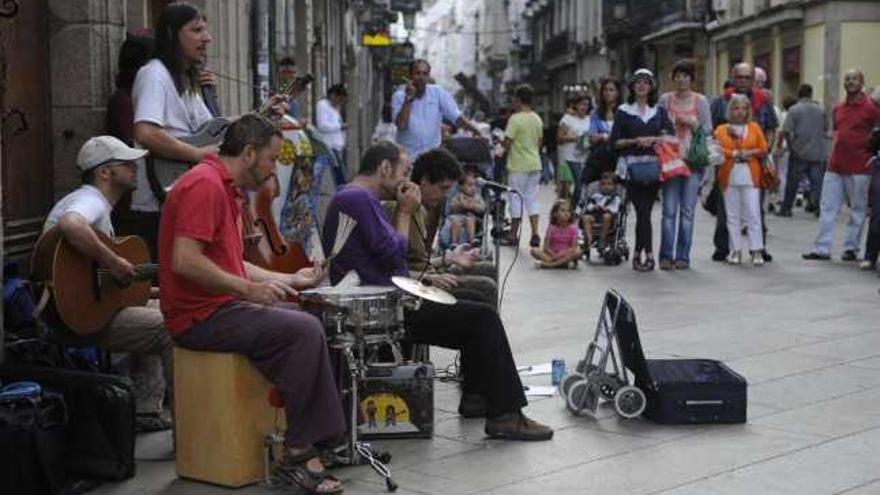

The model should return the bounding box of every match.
[173,301,346,448]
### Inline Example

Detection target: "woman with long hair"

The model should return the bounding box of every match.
[657,59,712,270]
[609,69,674,272]
[585,77,623,187]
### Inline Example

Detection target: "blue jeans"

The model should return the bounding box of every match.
[781,158,824,213]
[811,172,870,255]
[660,171,703,263]
[567,161,585,208]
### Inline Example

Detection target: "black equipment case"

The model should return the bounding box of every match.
[0,387,69,494]
[609,292,748,424]
[0,364,137,480]
[358,362,434,439]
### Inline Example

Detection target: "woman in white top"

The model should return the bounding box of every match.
[557,95,592,203]
[314,83,348,186]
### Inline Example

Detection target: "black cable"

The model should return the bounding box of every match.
[497,190,524,308]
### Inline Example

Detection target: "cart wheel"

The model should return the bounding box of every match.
[559,373,583,398]
[567,380,600,418]
[613,386,646,419]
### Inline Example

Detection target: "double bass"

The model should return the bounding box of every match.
[243,172,311,273]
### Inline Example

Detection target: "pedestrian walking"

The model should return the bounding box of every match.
[392,59,483,160]
[502,84,545,248]
[657,59,712,270]
[714,94,771,266]
[803,70,880,262]
[314,83,349,187]
[610,68,674,272]
[776,84,827,217]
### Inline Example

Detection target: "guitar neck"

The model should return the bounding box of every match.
[98,263,158,280]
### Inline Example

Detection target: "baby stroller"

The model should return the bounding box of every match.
[439,137,498,262]
[560,290,647,419]
[576,179,630,266]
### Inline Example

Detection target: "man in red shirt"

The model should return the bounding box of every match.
[804,70,880,261]
[159,114,345,494]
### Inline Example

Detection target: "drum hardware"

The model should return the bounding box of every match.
[390,276,457,306]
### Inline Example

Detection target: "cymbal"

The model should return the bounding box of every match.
[391,276,457,305]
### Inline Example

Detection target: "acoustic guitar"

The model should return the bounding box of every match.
[30,227,157,336]
[146,74,314,203]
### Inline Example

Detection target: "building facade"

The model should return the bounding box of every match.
[707,0,880,109]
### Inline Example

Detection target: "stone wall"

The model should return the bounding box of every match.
[48,0,126,198]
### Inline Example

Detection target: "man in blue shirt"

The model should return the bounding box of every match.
[392,59,483,159]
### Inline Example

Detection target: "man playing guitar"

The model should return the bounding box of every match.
[130,3,219,257]
[159,114,345,494]
[41,135,173,432]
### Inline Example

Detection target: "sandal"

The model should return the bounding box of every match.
[272,447,344,494]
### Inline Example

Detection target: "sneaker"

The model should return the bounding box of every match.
[485,411,553,441]
[674,260,689,270]
[802,252,831,260]
[659,259,673,271]
[458,393,488,418]
[751,251,765,266]
[529,234,541,248]
[841,250,858,262]
[727,251,742,265]
[762,250,773,262]
[859,260,876,271]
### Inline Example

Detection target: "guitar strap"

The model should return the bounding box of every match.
[145,155,168,205]
[34,285,51,319]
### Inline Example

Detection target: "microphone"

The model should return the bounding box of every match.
[476,177,517,192]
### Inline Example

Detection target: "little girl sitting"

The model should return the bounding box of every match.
[530,199,583,268]
[448,169,487,245]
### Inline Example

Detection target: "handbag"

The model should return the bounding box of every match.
[687,127,711,171]
[626,159,661,186]
[655,140,690,181]
[761,162,780,191]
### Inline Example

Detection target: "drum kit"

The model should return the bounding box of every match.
[298,275,456,492]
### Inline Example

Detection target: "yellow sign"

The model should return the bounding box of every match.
[363,31,391,47]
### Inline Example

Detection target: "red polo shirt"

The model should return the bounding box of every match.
[158,155,247,334]
[829,93,880,175]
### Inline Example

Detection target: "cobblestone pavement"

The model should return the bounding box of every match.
[96,185,880,495]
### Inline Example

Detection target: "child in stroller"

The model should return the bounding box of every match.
[577,172,630,265]
[447,168,487,246]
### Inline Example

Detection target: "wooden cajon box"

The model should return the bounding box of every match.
[174,347,285,487]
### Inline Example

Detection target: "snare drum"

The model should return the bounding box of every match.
[300,285,404,346]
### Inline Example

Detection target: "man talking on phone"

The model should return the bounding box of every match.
[392,59,484,160]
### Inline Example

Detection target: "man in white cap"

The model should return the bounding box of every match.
[42,135,174,432]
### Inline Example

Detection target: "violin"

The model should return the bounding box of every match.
[242,172,310,273]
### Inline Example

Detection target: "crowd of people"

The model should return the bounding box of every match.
[528,60,880,279]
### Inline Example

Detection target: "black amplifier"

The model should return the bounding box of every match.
[358,362,433,439]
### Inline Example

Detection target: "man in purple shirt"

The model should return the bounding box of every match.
[323,141,553,441]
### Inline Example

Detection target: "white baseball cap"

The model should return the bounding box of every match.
[76,136,148,172]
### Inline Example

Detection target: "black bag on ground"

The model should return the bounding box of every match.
[0,387,70,494]
[0,364,137,480]
[610,292,747,424]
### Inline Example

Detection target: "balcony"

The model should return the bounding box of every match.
[604,0,709,39]
[542,30,571,60]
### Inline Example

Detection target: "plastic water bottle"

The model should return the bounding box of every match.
[551,359,566,386]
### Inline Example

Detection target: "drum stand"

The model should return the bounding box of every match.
[328,334,398,492]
